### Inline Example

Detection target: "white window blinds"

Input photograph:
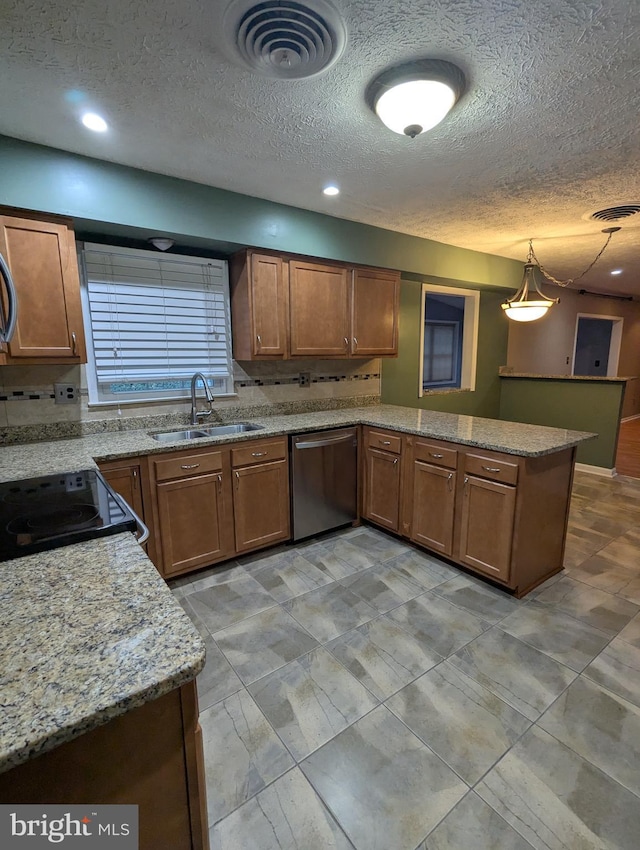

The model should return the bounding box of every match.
[81,243,232,400]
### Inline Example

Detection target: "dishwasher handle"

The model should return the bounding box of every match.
[294,434,356,450]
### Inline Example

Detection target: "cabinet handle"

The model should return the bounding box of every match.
[235,470,240,489]
[447,472,454,492]
[353,336,358,348]
[71,332,77,355]
[251,451,267,457]
[256,334,262,349]
[430,452,444,459]
[464,476,469,488]
[393,458,399,465]
[344,337,349,348]
[217,473,222,491]
[180,463,200,470]
[381,440,391,446]
[482,466,501,473]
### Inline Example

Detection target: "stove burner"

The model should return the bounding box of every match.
[7,504,100,537]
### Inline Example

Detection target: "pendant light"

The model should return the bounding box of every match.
[502,228,621,322]
[366,59,466,138]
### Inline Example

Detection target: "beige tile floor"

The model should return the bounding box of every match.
[171,470,640,850]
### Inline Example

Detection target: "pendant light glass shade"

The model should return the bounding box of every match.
[375,79,456,137]
[501,263,559,322]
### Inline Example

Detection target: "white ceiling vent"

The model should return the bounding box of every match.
[590,204,640,222]
[223,0,347,79]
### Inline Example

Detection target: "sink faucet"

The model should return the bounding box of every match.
[190,372,214,425]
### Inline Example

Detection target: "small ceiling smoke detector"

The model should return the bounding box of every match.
[148,237,175,251]
[223,0,347,79]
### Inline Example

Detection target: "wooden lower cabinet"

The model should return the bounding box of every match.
[458,474,516,581]
[147,438,290,578]
[363,446,401,532]
[233,459,290,553]
[157,472,233,578]
[0,681,209,850]
[410,461,456,556]
[363,429,574,597]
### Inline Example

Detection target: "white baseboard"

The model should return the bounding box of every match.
[621,414,640,423]
[575,462,617,478]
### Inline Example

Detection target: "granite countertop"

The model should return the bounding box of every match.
[0,405,595,483]
[0,533,205,774]
[499,371,635,382]
[0,403,594,775]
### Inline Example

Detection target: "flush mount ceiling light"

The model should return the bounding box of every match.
[366,59,466,138]
[81,112,108,132]
[323,184,339,196]
[502,228,621,322]
[148,237,175,251]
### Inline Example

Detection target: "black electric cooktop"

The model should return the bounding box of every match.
[0,469,137,561]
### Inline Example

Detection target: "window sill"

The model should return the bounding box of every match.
[87,393,238,409]
[420,387,473,397]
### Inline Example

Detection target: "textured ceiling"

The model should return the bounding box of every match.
[1,0,639,295]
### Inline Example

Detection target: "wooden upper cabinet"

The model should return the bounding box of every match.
[0,211,86,364]
[289,259,350,356]
[229,249,400,360]
[351,267,399,356]
[230,251,288,359]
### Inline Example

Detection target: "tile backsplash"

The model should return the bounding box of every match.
[0,359,381,443]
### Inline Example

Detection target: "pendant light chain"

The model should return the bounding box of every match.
[528,230,617,288]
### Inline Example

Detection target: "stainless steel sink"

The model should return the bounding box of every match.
[150,423,264,442]
[199,423,264,435]
[150,429,209,442]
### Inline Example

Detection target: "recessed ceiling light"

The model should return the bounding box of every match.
[323,185,340,196]
[81,112,108,132]
[610,269,623,275]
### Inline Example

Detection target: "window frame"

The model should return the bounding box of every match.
[419,283,480,396]
[79,243,236,407]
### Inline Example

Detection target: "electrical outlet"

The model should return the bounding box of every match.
[299,372,311,387]
[54,383,79,404]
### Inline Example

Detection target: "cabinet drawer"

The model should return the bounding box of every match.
[154,450,223,482]
[231,438,287,467]
[414,440,457,469]
[464,452,518,485]
[366,429,402,454]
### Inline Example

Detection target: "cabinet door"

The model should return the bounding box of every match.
[363,447,401,531]
[351,268,399,356]
[156,472,232,577]
[251,253,287,356]
[458,475,516,581]
[233,459,290,553]
[411,461,456,556]
[289,260,350,356]
[100,463,145,519]
[0,213,86,362]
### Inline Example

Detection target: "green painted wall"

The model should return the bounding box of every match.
[382,279,510,418]
[0,136,522,288]
[498,378,625,468]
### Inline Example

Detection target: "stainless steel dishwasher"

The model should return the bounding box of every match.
[290,427,358,541]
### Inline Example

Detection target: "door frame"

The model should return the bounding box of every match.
[571,313,623,377]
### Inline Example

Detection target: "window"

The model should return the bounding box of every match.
[419,284,479,394]
[80,243,234,405]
